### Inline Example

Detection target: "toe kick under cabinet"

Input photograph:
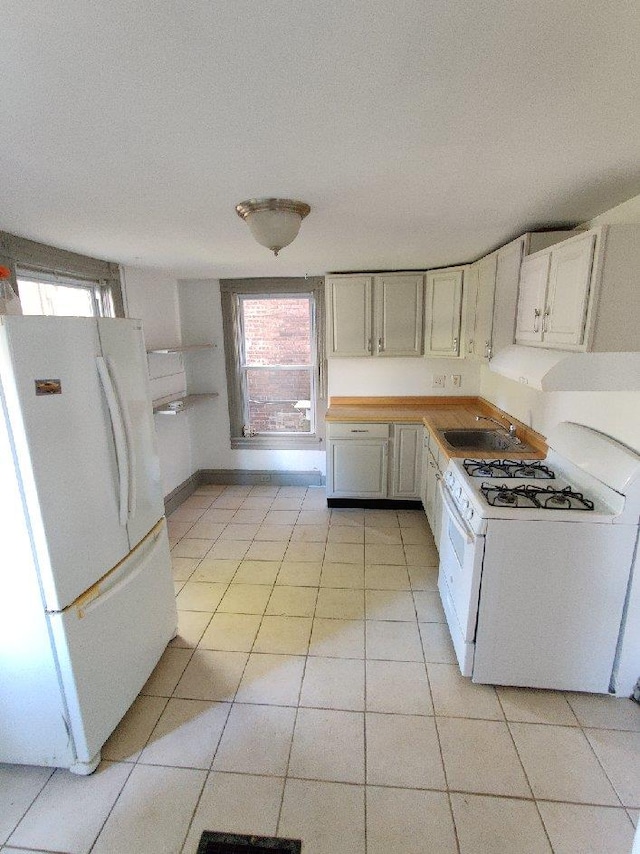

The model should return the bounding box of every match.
[326,422,423,500]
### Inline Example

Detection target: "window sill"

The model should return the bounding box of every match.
[231,435,323,451]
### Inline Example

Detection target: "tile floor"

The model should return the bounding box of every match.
[2,483,640,854]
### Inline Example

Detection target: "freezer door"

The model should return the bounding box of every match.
[0,316,130,611]
[97,318,164,548]
[47,520,177,764]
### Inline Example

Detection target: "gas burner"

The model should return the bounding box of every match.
[480,483,594,510]
[464,459,555,479]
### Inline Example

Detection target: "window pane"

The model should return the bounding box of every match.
[246,368,312,433]
[17,279,96,317]
[241,297,311,365]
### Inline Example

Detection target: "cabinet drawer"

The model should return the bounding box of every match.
[327,422,389,439]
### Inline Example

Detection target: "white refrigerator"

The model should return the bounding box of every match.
[0,316,177,774]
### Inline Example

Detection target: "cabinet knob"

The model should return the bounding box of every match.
[367,338,372,353]
[543,306,551,333]
[378,337,384,353]
[453,337,458,353]
[533,308,541,333]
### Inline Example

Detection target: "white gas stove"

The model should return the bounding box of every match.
[437,422,640,695]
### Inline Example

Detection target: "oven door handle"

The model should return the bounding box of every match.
[438,480,474,544]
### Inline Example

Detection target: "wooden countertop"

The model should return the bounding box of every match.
[325,396,547,460]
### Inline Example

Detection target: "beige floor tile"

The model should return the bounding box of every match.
[364,510,399,527]
[326,525,365,544]
[185,520,226,540]
[211,495,245,510]
[451,792,552,854]
[173,650,248,701]
[139,698,230,768]
[175,581,227,612]
[233,560,281,585]
[264,509,300,526]
[212,704,296,775]
[298,510,331,525]
[301,494,328,511]
[290,524,328,543]
[397,509,430,527]
[289,708,365,783]
[497,687,579,726]
[232,508,269,524]
[239,497,275,512]
[366,660,433,715]
[167,520,194,540]
[283,541,327,563]
[198,612,261,652]
[278,779,365,854]
[0,765,54,845]
[324,542,365,565]
[267,585,318,617]
[173,580,186,594]
[320,562,365,588]
[365,589,417,621]
[198,508,237,525]
[585,728,640,807]
[217,583,272,614]
[407,563,439,590]
[367,787,457,854]
[170,610,212,648]
[191,558,240,583]
[538,801,635,854]
[330,508,365,527]
[253,616,313,655]
[270,497,304,511]
[405,543,441,565]
[194,485,225,496]
[364,564,411,590]
[365,543,406,565]
[235,653,306,705]
[244,540,289,562]
[171,556,199,581]
[182,772,284,849]
[365,526,403,545]
[254,524,294,541]
[207,539,251,560]
[8,762,132,854]
[309,618,365,659]
[90,764,205,854]
[365,621,424,661]
[248,485,278,498]
[300,657,365,711]
[400,526,434,545]
[102,695,167,762]
[413,590,446,622]
[428,662,504,720]
[437,718,531,798]
[419,621,457,664]
[277,561,323,586]
[315,587,365,619]
[171,538,213,558]
[509,723,619,805]
[566,693,640,731]
[219,523,260,540]
[366,712,445,789]
[181,493,217,509]
[140,648,192,697]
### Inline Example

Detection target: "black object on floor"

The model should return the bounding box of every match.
[197,831,302,854]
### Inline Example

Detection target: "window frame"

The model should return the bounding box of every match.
[16,268,115,317]
[220,277,326,451]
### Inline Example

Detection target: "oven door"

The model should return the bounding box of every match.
[437,479,485,676]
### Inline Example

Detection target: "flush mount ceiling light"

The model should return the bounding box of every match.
[235,198,311,256]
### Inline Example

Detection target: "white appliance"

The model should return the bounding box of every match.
[437,422,640,695]
[0,316,177,774]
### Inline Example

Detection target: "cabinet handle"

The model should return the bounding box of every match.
[543,306,551,333]
[378,337,384,353]
[367,338,372,353]
[468,339,474,353]
[485,341,492,359]
[533,308,541,333]
[350,429,369,433]
[453,337,458,353]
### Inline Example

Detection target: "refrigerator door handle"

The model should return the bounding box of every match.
[105,357,137,520]
[96,356,129,526]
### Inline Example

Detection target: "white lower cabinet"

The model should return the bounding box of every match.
[326,422,422,500]
[422,435,445,549]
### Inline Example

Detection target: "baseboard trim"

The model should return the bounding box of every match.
[164,473,201,515]
[328,498,423,510]
[199,469,325,487]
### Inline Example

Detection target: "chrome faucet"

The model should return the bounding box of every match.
[476,414,520,440]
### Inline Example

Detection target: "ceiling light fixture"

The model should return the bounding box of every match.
[235,198,311,256]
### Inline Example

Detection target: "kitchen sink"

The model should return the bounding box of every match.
[439,428,531,452]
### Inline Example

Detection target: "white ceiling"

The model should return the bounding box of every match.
[2,1,640,279]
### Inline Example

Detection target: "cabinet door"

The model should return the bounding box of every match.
[374,274,424,357]
[515,254,550,343]
[463,263,479,357]
[544,233,596,347]
[326,439,388,498]
[424,451,438,534]
[473,254,497,359]
[424,270,463,357]
[326,276,373,357]
[390,424,423,499]
[492,237,526,355]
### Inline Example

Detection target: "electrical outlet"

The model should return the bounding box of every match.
[451,374,462,388]
[259,474,271,483]
[432,374,446,389]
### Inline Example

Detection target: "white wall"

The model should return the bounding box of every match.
[121,266,193,495]
[328,357,481,397]
[179,279,326,476]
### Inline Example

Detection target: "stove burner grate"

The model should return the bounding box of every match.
[480,483,595,510]
[464,459,555,479]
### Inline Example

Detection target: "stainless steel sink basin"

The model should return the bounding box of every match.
[440,428,530,452]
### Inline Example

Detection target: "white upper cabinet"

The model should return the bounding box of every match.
[463,262,479,358]
[472,253,498,360]
[515,226,640,352]
[326,273,424,357]
[424,268,463,357]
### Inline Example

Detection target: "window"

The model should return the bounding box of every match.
[221,277,326,450]
[16,271,115,317]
